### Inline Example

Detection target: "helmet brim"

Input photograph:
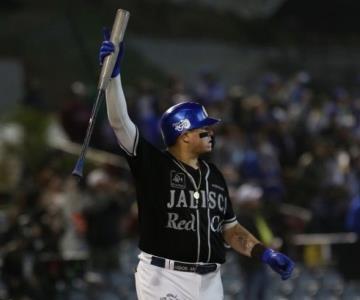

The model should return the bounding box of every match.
[194,117,221,129]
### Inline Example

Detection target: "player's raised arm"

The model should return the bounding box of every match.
[99,28,137,155]
[223,222,295,280]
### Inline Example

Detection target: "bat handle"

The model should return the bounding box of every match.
[71,89,104,179]
[71,9,130,179]
[72,158,85,178]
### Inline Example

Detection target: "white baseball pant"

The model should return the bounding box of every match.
[134,252,224,300]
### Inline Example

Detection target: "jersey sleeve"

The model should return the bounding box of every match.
[120,132,164,180]
[223,193,237,231]
[211,164,238,231]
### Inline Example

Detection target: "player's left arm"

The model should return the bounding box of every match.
[223,223,295,280]
[217,167,295,280]
[223,222,260,257]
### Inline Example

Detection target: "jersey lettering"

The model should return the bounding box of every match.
[176,190,187,207]
[218,194,225,212]
[210,215,224,233]
[200,190,207,208]
[189,193,197,209]
[166,212,196,231]
[167,189,227,214]
[168,190,198,209]
[168,190,176,208]
[208,191,216,209]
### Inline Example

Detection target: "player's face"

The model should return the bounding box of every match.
[186,126,214,154]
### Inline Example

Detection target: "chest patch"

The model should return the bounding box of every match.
[170,170,186,189]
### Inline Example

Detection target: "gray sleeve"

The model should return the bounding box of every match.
[105,75,138,156]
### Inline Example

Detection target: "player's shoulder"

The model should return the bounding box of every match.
[201,159,222,175]
[137,134,161,150]
[201,159,229,192]
[202,159,216,169]
[120,133,165,161]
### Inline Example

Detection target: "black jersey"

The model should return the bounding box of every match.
[122,133,237,264]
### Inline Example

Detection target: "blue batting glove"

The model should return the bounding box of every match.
[99,27,124,78]
[262,249,295,280]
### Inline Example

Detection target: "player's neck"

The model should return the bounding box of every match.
[168,147,199,169]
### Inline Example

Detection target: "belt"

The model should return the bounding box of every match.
[150,256,218,275]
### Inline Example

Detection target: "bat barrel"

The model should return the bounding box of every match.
[98,9,130,91]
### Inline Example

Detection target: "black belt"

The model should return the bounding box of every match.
[150,256,217,275]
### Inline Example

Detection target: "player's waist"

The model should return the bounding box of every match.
[139,251,220,275]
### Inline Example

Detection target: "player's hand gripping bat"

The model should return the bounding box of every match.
[72,9,130,178]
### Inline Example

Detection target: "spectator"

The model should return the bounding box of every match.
[234,183,283,300]
[83,168,132,299]
[194,69,226,105]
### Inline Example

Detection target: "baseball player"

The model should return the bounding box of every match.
[99,28,294,300]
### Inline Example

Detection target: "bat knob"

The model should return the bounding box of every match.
[72,159,84,178]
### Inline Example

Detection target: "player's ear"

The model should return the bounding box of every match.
[182,132,191,144]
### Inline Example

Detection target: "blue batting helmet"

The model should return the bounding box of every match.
[160,102,220,146]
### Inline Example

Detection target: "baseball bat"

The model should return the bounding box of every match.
[72,9,130,179]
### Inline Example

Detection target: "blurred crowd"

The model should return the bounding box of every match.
[1,69,360,299]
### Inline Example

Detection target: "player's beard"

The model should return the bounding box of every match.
[210,135,215,149]
[198,137,214,160]
[198,131,215,152]
[201,136,214,154]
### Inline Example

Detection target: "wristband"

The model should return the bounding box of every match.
[251,243,267,261]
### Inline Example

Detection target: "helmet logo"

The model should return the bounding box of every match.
[202,106,208,117]
[173,119,191,132]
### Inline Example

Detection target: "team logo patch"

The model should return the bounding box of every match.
[173,119,191,132]
[170,170,186,189]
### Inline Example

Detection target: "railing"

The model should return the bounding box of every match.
[292,232,358,263]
